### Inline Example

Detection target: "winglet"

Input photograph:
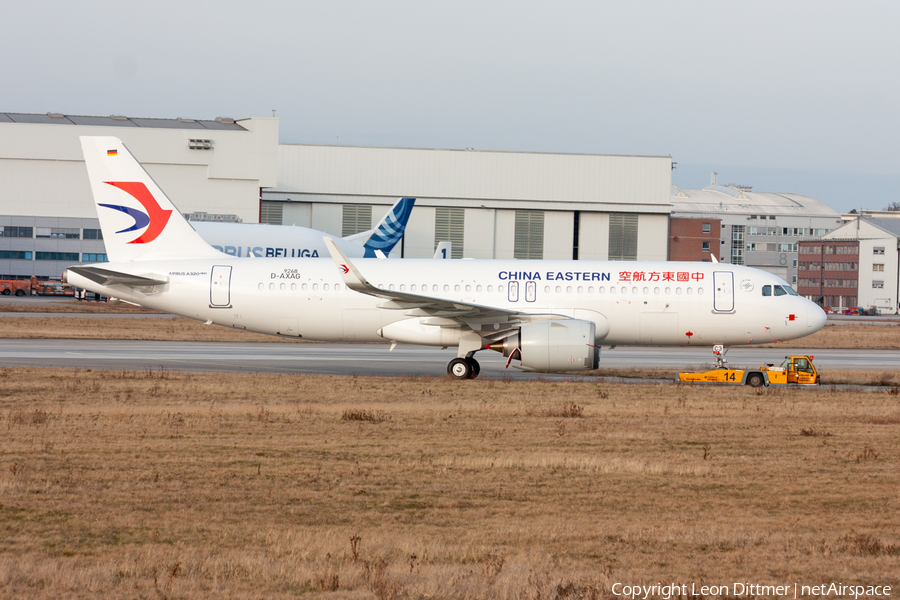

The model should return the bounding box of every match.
[323,237,373,293]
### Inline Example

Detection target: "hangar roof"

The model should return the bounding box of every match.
[670,184,839,218]
[0,112,246,131]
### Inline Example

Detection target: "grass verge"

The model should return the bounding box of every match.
[0,367,897,598]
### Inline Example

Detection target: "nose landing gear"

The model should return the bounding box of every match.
[713,344,728,369]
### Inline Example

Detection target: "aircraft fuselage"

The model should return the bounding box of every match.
[67,258,825,347]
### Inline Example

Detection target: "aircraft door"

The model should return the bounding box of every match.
[713,271,734,312]
[210,265,232,308]
[508,281,519,302]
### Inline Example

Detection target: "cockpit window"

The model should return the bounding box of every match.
[774,285,787,296]
[784,285,798,296]
[762,285,772,297]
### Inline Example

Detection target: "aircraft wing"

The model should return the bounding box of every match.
[323,238,565,340]
[66,266,169,288]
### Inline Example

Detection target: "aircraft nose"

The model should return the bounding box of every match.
[807,302,827,333]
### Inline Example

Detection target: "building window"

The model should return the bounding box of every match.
[261,201,284,226]
[83,228,103,240]
[35,252,80,261]
[0,226,33,238]
[873,246,885,255]
[341,205,372,237]
[702,241,710,252]
[609,214,638,261]
[434,207,465,259]
[514,210,544,260]
[702,222,710,233]
[0,251,32,260]
[82,253,108,262]
[873,264,884,272]
[872,280,884,289]
[36,227,80,239]
[731,225,745,265]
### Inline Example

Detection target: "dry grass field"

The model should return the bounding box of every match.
[1,368,898,599]
[0,299,161,314]
[764,323,900,350]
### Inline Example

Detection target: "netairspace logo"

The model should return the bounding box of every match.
[611,582,892,599]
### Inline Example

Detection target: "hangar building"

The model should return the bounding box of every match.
[262,144,674,261]
[0,113,277,279]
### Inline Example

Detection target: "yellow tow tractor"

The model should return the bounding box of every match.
[678,346,819,387]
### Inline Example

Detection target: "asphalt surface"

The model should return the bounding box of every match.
[1,339,897,378]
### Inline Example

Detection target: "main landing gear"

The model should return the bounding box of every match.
[447,355,481,380]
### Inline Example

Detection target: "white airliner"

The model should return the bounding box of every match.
[65,136,827,379]
[190,196,416,259]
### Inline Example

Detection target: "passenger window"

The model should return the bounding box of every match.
[774,285,787,296]
[762,285,771,297]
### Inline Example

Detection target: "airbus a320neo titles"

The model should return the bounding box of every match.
[65,136,827,379]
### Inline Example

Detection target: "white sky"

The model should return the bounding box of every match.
[3,0,899,212]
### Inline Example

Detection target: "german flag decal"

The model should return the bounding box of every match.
[107,149,118,156]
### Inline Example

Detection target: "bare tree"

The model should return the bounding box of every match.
[885,201,900,211]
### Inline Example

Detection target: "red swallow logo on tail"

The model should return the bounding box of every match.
[100,182,172,244]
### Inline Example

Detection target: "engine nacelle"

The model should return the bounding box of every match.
[490,319,599,372]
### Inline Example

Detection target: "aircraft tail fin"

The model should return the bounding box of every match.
[342,197,415,257]
[80,136,222,262]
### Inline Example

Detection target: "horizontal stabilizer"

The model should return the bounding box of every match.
[67,266,168,288]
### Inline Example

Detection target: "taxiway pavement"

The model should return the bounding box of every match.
[1,339,896,379]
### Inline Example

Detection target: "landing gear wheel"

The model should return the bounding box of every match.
[464,357,480,379]
[448,358,473,380]
[747,373,764,388]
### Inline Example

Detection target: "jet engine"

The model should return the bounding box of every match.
[488,319,599,372]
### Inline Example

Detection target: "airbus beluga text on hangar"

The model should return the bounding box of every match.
[191,196,416,260]
[65,136,827,379]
